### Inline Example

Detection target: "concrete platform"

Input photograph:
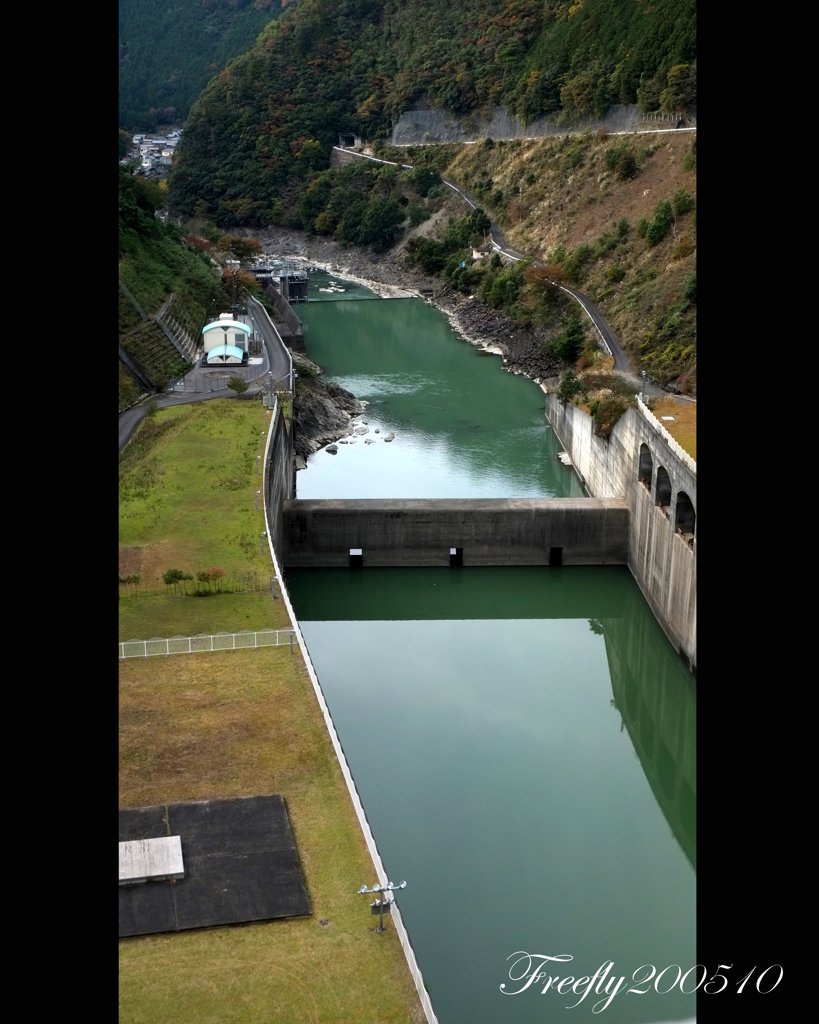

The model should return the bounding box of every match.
[119,836,184,884]
[119,795,310,937]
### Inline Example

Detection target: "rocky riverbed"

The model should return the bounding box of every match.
[254,226,568,386]
[250,226,570,456]
[290,352,366,460]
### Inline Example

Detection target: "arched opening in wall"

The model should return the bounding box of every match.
[656,466,672,514]
[638,444,653,490]
[675,491,696,546]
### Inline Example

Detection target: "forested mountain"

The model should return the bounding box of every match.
[170,0,695,226]
[118,167,225,407]
[119,0,283,131]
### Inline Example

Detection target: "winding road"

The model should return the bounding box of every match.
[438,173,691,401]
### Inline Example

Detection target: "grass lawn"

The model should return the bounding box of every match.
[118,591,292,642]
[119,650,424,1023]
[120,399,276,638]
[119,400,424,1023]
[649,397,697,460]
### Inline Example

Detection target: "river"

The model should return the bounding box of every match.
[284,269,696,1024]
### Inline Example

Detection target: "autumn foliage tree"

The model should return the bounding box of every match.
[217,235,263,263]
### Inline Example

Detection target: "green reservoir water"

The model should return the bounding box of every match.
[296,277,585,499]
[285,274,696,1024]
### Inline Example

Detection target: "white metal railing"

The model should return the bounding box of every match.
[119,628,295,660]
[636,396,697,474]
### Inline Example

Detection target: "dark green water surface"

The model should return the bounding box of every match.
[286,274,695,1023]
[297,280,585,499]
[287,567,696,1024]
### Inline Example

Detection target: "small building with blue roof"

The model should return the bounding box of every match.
[202,313,252,365]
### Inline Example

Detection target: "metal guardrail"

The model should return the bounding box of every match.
[119,629,296,659]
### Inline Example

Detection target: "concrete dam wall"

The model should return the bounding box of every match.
[544,395,696,673]
[282,497,628,568]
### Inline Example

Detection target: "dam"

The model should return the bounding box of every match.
[263,269,696,1024]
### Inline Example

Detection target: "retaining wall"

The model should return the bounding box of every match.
[545,395,696,671]
[390,104,695,146]
[264,283,305,351]
[265,399,294,557]
[282,497,629,568]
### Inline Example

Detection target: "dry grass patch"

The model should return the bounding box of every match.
[650,397,697,460]
[119,648,425,1024]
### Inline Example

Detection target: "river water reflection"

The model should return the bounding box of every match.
[284,274,696,1024]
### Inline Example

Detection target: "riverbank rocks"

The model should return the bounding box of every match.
[251,226,575,433]
[293,365,366,459]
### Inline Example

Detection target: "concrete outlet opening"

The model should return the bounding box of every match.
[656,466,672,511]
[638,444,653,490]
[675,491,696,544]
[549,547,563,566]
[349,548,363,568]
[449,547,464,567]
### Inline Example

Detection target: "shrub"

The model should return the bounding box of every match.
[163,568,192,594]
[636,217,648,239]
[673,236,695,260]
[563,244,594,284]
[551,314,585,361]
[646,200,673,247]
[407,202,429,228]
[616,150,638,180]
[227,375,250,394]
[594,394,633,438]
[673,188,696,217]
[605,142,630,172]
[557,370,586,403]
[683,272,697,304]
[407,166,441,197]
[606,264,626,283]
[682,140,697,171]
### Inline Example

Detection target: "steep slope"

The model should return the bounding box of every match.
[119,167,225,408]
[436,131,697,388]
[119,0,282,131]
[169,0,695,226]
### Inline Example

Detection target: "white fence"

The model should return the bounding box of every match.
[119,629,296,660]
